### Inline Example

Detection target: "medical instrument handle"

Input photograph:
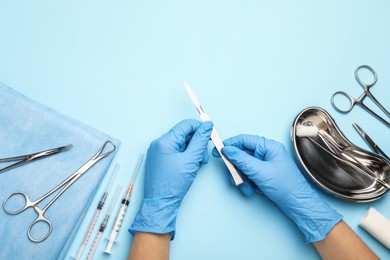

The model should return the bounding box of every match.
[184,82,243,186]
[3,191,35,214]
[331,91,357,113]
[366,91,390,118]
[331,91,390,128]
[356,101,390,128]
[3,172,80,215]
[355,65,378,89]
[200,112,243,186]
[355,65,390,118]
[2,191,53,242]
[331,65,390,127]
[211,127,243,186]
[2,141,116,243]
[366,90,390,119]
[27,210,53,242]
[9,141,115,214]
[3,191,53,242]
[44,141,117,212]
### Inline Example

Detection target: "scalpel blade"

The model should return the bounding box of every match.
[184,82,243,186]
[184,81,204,114]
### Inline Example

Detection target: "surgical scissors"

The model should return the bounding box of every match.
[331,65,390,128]
[3,141,116,243]
[0,144,72,174]
[353,123,390,162]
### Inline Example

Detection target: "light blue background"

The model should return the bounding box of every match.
[0,1,389,259]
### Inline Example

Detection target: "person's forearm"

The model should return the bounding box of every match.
[128,232,170,260]
[313,221,378,260]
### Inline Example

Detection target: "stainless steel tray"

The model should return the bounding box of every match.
[291,107,390,202]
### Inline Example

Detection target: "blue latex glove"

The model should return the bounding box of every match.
[213,134,342,243]
[130,119,213,239]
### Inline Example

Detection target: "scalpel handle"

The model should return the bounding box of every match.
[200,113,244,186]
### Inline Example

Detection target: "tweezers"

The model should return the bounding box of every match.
[0,144,73,173]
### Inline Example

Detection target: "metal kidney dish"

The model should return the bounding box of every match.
[291,107,390,202]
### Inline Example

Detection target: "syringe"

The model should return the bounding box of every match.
[86,185,122,260]
[104,154,144,254]
[74,163,120,260]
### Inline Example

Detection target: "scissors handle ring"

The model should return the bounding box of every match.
[355,65,378,88]
[331,91,356,113]
[27,216,53,243]
[3,191,33,215]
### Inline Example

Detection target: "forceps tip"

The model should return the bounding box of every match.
[352,123,362,133]
[63,144,74,150]
[52,144,73,154]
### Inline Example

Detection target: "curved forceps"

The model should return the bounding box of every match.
[331,65,390,128]
[3,141,116,243]
[0,144,72,174]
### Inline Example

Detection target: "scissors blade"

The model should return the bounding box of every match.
[184,82,243,186]
[353,123,390,161]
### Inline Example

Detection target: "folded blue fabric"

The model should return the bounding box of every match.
[0,83,120,259]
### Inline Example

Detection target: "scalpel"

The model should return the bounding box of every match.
[184,82,243,186]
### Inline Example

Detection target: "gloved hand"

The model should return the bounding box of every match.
[130,119,213,239]
[213,134,342,243]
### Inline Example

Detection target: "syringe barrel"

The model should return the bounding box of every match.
[75,208,102,260]
[86,231,103,260]
[104,201,128,253]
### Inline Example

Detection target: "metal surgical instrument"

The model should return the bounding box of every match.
[353,123,390,161]
[2,141,116,243]
[86,185,121,260]
[104,154,144,254]
[303,121,390,189]
[74,163,120,260]
[184,82,243,186]
[331,65,390,128]
[0,144,72,174]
